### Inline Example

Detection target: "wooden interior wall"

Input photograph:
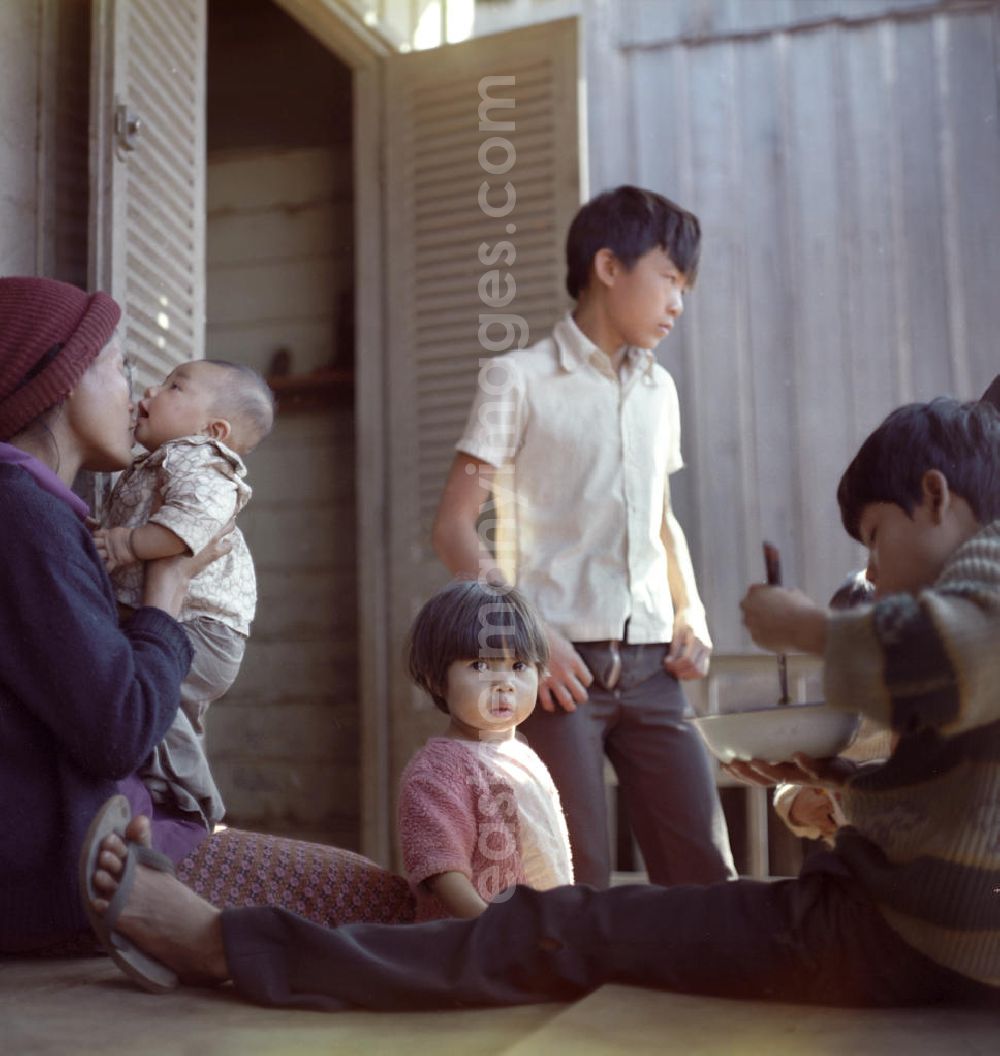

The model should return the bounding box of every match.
[204,0,359,847]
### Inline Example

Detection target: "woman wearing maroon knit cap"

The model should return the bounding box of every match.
[0,278,411,964]
[0,276,214,954]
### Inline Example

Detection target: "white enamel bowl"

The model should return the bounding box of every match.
[692,702,860,764]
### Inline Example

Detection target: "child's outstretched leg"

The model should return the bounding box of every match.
[218,879,806,1011]
[219,868,968,1010]
[82,800,967,1008]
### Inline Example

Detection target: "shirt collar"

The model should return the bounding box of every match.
[553,313,657,382]
[137,435,248,477]
[0,441,90,520]
[553,313,596,372]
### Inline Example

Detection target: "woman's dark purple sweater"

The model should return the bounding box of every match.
[0,462,192,950]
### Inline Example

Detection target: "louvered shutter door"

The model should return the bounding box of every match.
[90,0,206,394]
[383,18,582,823]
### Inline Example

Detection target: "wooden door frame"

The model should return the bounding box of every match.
[352,64,394,864]
[273,0,396,863]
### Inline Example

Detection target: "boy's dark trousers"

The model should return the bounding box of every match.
[518,640,735,887]
[222,852,994,1010]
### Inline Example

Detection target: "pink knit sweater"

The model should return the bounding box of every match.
[398,737,527,921]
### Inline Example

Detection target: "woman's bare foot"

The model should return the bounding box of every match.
[89,816,230,986]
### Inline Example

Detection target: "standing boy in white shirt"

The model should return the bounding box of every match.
[432,186,734,887]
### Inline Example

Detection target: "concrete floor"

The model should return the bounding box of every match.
[2,954,997,1055]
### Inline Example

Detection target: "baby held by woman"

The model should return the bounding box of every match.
[93,359,274,829]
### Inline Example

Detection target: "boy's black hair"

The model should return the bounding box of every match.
[407,580,549,715]
[837,396,1000,542]
[982,374,1000,412]
[565,185,701,300]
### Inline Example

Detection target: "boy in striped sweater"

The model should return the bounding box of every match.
[737,391,1000,1000]
[82,388,1000,1007]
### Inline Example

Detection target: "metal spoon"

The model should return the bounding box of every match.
[762,541,790,705]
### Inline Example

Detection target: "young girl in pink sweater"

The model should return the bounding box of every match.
[399,580,573,920]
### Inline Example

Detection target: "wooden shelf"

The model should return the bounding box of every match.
[266,367,354,410]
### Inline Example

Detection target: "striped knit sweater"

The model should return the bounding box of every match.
[825,519,1000,989]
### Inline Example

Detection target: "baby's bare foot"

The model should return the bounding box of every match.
[90,823,229,986]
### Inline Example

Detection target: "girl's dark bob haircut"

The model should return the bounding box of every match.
[407,579,549,714]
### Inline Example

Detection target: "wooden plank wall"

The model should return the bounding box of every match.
[604,0,1000,651]
[203,145,359,847]
[200,0,359,847]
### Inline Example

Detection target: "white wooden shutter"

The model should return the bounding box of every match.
[90,0,206,395]
[383,17,582,827]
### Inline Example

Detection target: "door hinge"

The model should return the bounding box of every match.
[114,104,142,153]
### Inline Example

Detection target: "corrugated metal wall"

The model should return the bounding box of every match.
[608,0,1000,649]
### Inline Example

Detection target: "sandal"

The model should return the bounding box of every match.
[78,794,178,993]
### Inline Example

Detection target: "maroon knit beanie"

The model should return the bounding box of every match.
[0,277,122,441]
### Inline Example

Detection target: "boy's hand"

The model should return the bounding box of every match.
[723,752,858,790]
[664,624,711,680]
[538,626,593,713]
[787,786,839,837]
[739,584,827,655]
[93,525,137,572]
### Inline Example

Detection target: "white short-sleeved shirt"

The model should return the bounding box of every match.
[457,313,696,644]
